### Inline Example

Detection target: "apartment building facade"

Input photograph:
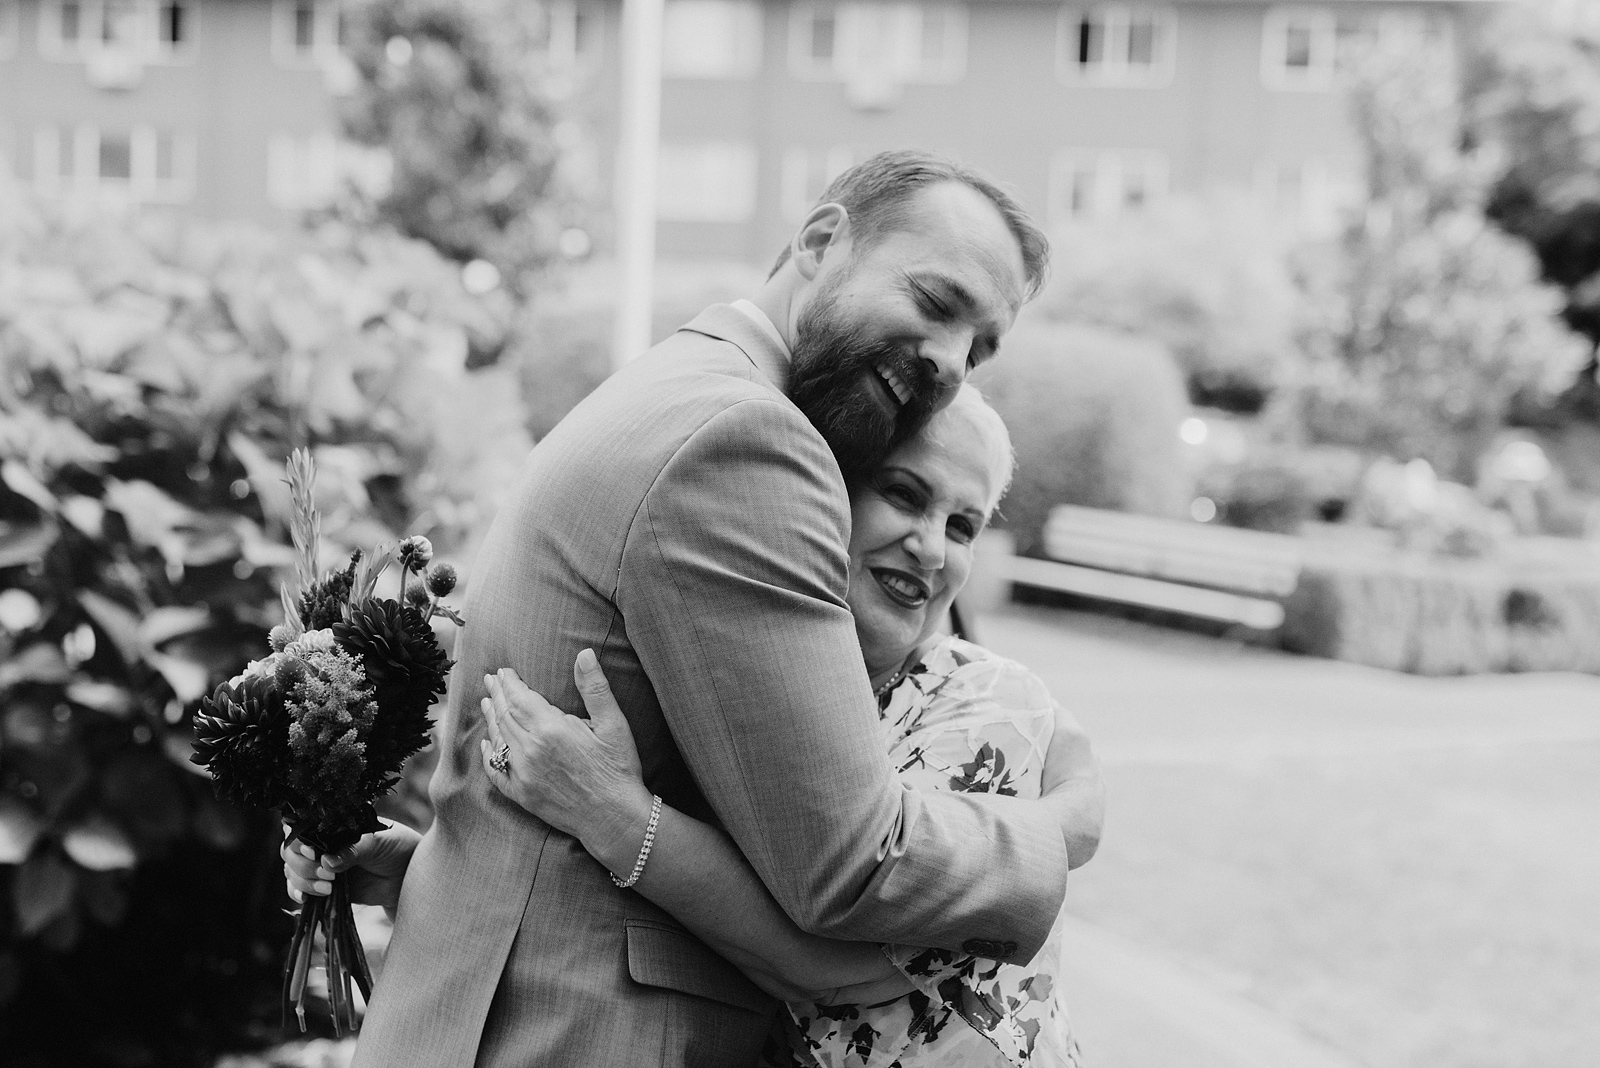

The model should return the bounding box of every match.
[0,0,1489,264]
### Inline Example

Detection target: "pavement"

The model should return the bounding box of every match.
[975,605,1600,1068]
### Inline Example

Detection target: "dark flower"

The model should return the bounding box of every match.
[335,599,450,794]
[426,563,457,597]
[191,677,291,811]
[297,552,361,631]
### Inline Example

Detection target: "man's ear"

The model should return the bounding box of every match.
[791,203,851,281]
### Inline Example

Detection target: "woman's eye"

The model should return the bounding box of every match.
[883,484,920,508]
[948,517,977,544]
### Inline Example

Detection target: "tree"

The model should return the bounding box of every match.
[1467,2,1600,414]
[1283,30,1590,480]
[335,0,587,295]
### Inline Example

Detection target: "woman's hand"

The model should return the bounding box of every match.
[480,650,655,863]
[281,821,421,912]
[1040,702,1105,870]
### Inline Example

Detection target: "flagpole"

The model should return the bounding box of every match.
[612,0,664,369]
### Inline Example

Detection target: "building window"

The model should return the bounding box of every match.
[656,141,758,222]
[37,0,194,60]
[272,0,342,65]
[31,124,195,201]
[789,3,966,84]
[0,0,18,58]
[1047,149,1168,226]
[1057,5,1175,86]
[1260,6,1446,91]
[662,0,761,78]
[781,145,852,221]
[1255,158,1361,235]
[267,131,342,208]
[537,0,602,69]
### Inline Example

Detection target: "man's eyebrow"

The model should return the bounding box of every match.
[908,273,979,311]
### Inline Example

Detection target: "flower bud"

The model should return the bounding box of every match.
[274,656,307,693]
[399,535,434,572]
[269,624,292,652]
[426,563,457,597]
[405,583,431,609]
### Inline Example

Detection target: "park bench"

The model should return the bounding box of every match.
[999,504,1306,630]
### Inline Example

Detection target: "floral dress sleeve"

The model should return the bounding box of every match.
[874,638,1072,1066]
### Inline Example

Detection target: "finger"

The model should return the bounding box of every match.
[480,737,510,792]
[494,668,559,730]
[573,649,627,729]
[284,861,332,897]
[481,695,505,752]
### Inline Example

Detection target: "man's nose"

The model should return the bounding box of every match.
[918,335,969,391]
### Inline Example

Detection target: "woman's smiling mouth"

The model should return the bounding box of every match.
[871,567,930,609]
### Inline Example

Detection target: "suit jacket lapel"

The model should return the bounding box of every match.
[678,304,791,396]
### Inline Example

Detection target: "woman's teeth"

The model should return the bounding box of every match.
[874,569,928,607]
[877,364,912,406]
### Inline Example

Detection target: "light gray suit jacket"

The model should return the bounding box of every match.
[352,305,1071,1068]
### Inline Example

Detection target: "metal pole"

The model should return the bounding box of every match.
[612,0,664,369]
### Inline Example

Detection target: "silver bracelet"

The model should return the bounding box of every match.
[611,794,662,889]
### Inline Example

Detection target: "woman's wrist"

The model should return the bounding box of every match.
[581,783,659,877]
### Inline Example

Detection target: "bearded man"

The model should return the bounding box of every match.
[322,150,1103,1067]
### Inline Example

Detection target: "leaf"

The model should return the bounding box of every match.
[0,643,71,690]
[77,590,150,667]
[0,521,58,569]
[0,460,58,512]
[13,852,77,935]
[139,605,212,648]
[59,495,105,537]
[64,679,138,717]
[147,650,211,703]
[0,801,44,864]
[191,797,247,852]
[226,432,293,529]
[433,604,466,627]
[62,816,138,871]
[102,479,195,551]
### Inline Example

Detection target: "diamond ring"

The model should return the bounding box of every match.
[489,743,511,776]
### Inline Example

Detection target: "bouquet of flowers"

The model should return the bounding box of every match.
[190,449,461,1034]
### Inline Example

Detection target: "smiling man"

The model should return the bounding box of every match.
[345,151,1101,1068]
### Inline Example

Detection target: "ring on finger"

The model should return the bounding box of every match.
[489,742,511,776]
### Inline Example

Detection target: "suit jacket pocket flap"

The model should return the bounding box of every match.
[624,919,771,1014]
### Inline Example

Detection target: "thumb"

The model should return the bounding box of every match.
[573,648,627,731]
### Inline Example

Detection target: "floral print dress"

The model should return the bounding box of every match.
[769,636,1085,1068]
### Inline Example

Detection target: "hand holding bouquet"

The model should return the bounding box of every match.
[189,449,461,1034]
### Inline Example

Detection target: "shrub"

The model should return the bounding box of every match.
[976,319,1193,555]
[1282,554,1600,675]
[0,200,529,1064]
[1034,194,1303,412]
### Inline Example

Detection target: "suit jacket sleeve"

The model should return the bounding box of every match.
[618,396,1070,962]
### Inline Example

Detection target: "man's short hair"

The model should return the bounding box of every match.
[769,150,1049,300]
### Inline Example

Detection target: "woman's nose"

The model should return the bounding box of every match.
[905,519,946,570]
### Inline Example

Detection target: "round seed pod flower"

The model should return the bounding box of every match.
[399,536,434,573]
[426,563,457,598]
[269,624,292,652]
[405,583,431,610]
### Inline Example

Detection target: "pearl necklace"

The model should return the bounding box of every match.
[873,669,908,700]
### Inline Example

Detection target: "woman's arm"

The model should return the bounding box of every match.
[1038,699,1105,870]
[481,657,910,1005]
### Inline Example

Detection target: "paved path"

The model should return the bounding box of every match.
[976,605,1600,1068]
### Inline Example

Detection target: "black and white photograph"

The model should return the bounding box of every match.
[0,0,1597,1064]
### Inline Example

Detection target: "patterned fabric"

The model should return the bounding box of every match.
[771,637,1085,1068]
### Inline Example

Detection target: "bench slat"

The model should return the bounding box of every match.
[1002,556,1287,630]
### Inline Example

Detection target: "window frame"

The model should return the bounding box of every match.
[270,0,343,68]
[780,144,853,222]
[661,0,763,80]
[1259,5,1338,91]
[30,122,195,202]
[788,2,967,85]
[536,0,604,72]
[1056,4,1177,88]
[655,140,760,223]
[1046,147,1169,227]
[36,0,197,63]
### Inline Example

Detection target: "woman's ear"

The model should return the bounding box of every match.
[791,203,852,281]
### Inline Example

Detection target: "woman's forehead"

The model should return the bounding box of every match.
[889,417,1000,508]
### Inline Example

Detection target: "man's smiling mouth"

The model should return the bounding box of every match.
[877,364,912,407]
[871,567,929,609]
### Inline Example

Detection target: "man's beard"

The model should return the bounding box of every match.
[788,290,942,485]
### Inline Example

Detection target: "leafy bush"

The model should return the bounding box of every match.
[1034,195,1303,412]
[1283,32,1591,481]
[976,319,1193,555]
[1282,554,1600,675]
[0,199,529,1064]
[1197,444,1367,533]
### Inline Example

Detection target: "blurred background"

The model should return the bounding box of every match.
[1,0,1598,1064]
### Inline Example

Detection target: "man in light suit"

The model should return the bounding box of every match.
[329,151,1104,1067]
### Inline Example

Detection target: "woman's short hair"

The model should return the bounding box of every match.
[770,150,1050,301]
